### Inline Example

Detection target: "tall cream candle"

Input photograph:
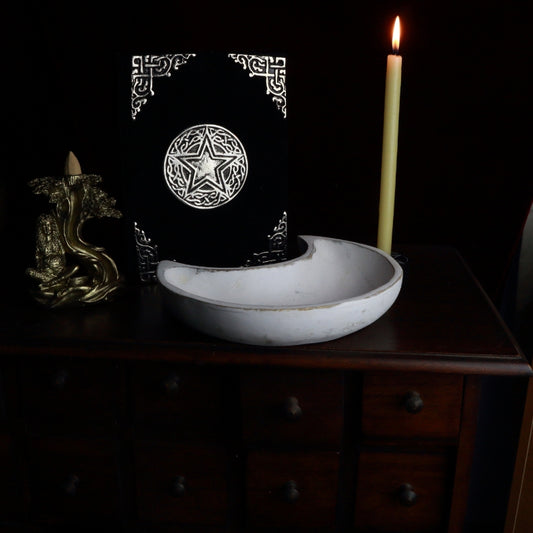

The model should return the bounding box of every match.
[377,16,402,255]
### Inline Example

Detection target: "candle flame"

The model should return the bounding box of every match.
[392,16,400,51]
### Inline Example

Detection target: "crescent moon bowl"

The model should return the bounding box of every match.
[156,235,403,346]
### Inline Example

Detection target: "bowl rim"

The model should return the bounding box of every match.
[156,235,403,311]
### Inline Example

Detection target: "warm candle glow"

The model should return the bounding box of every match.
[392,16,400,51]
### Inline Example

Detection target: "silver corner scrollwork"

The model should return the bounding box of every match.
[134,222,159,283]
[131,53,286,119]
[228,54,287,118]
[246,211,288,266]
[131,54,196,120]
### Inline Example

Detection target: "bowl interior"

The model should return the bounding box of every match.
[161,238,397,307]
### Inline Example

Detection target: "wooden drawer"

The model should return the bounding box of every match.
[0,366,7,426]
[131,362,226,440]
[134,441,229,525]
[0,361,17,428]
[362,372,463,440]
[0,433,26,518]
[354,450,453,532]
[20,357,119,435]
[246,450,339,528]
[241,368,343,448]
[26,436,120,522]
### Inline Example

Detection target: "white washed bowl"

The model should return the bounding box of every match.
[156,235,403,346]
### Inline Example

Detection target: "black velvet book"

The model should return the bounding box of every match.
[118,52,288,282]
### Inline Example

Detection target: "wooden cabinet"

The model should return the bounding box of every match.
[20,357,120,436]
[130,362,227,440]
[0,433,25,520]
[241,368,344,448]
[0,362,26,520]
[361,372,463,441]
[0,246,530,532]
[505,378,533,533]
[356,372,463,532]
[247,450,340,528]
[14,356,122,526]
[242,368,343,529]
[134,441,229,525]
[354,449,454,532]
[26,436,120,523]
[130,361,232,528]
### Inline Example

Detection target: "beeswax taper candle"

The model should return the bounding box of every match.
[377,16,402,255]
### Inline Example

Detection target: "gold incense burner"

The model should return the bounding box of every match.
[27,152,123,307]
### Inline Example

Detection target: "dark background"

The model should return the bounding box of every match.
[4,2,533,530]
[5,1,532,301]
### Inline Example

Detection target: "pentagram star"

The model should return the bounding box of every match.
[164,124,249,209]
[172,132,238,201]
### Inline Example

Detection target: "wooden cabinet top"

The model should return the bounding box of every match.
[1,246,530,376]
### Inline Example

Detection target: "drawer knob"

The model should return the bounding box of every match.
[283,396,303,420]
[53,369,69,389]
[398,483,418,507]
[162,373,180,395]
[62,474,80,496]
[403,390,424,414]
[281,480,300,503]
[170,475,186,497]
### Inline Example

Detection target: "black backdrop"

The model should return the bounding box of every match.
[6,0,533,299]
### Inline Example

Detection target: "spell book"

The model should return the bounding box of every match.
[119,52,288,283]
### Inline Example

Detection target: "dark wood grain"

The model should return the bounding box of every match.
[0,434,26,519]
[19,356,120,436]
[0,363,26,521]
[130,362,227,441]
[241,368,344,449]
[505,378,533,533]
[361,372,463,441]
[0,361,17,429]
[26,436,120,522]
[246,450,340,528]
[0,246,529,532]
[134,440,229,525]
[448,376,481,533]
[354,449,454,532]
[1,247,529,376]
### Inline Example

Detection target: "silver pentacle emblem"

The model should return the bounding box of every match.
[163,124,248,209]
